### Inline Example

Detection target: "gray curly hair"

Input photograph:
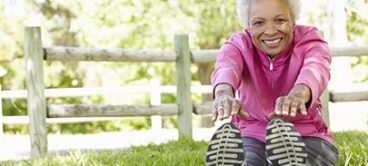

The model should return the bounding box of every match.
[237,0,301,28]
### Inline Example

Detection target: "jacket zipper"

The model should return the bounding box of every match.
[267,55,275,90]
[267,56,274,71]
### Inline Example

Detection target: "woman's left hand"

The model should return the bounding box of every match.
[268,84,311,119]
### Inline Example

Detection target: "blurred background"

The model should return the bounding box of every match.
[0,0,367,135]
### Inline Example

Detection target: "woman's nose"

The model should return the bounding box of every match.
[264,23,277,35]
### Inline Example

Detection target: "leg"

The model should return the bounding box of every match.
[303,137,339,166]
[242,137,268,166]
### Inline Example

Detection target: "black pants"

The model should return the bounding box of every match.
[242,136,339,166]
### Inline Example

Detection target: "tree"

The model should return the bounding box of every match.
[2,0,368,134]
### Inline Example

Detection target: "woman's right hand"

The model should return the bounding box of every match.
[212,84,249,122]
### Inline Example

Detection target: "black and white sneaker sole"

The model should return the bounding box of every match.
[206,122,246,166]
[266,118,307,166]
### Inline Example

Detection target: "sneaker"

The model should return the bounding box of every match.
[266,118,307,166]
[206,122,246,166]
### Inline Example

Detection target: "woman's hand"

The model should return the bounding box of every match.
[212,84,249,121]
[268,84,311,119]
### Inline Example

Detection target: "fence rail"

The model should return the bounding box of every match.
[44,47,177,62]
[22,26,368,158]
[43,46,368,63]
[47,104,179,117]
[0,85,212,139]
[0,85,212,131]
[2,87,367,119]
[0,85,212,98]
[330,90,368,102]
[331,46,368,57]
[1,116,129,124]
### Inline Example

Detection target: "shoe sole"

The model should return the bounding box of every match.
[266,118,307,166]
[206,123,245,166]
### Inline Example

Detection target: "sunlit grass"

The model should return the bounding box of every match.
[334,131,368,166]
[1,131,367,166]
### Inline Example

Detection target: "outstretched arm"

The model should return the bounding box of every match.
[211,35,249,122]
[269,28,331,119]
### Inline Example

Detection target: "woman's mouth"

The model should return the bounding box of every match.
[262,38,282,47]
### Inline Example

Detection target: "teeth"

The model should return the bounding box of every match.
[264,39,281,45]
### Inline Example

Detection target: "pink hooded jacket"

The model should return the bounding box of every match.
[211,25,334,144]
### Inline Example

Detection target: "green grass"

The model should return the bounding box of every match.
[1,131,367,166]
[334,131,368,166]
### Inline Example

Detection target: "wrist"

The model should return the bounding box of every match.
[289,84,311,104]
[214,84,234,98]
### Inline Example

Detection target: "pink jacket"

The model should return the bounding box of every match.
[211,25,334,144]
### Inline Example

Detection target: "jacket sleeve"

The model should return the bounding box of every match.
[294,29,331,109]
[211,35,245,96]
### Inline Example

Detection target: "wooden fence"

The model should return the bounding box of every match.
[24,26,368,158]
[0,84,212,134]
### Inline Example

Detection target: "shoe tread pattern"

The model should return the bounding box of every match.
[206,123,245,166]
[266,119,307,166]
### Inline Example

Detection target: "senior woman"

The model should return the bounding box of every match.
[206,0,339,165]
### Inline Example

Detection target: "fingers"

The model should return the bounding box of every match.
[274,98,283,115]
[289,100,298,117]
[273,95,308,119]
[231,100,241,116]
[212,95,246,121]
[211,108,218,121]
[238,110,249,120]
[217,105,225,120]
[222,102,231,119]
[300,104,307,116]
[211,95,228,121]
[282,98,291,116]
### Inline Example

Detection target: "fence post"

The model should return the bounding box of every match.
[174,34,193,140]
[321,89,330,127]
[150,78,162,130]
[25,26,48,158]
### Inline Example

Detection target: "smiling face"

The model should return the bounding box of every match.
[248,0,294,57]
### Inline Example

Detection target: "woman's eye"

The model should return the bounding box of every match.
[253,21,264,26]
[276,18,287,23]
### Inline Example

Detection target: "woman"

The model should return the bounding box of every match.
[206,0,339,165]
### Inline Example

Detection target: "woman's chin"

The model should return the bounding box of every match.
[262,49,282,57]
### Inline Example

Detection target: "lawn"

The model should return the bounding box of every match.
[1,131,367,166]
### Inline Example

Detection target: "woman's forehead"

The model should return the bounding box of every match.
[249,0,291,18]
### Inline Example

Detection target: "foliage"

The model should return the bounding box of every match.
[346,0,368,45]
[1,131,367,166]
[1,0,244,134]
[346,0,368,83]
[1,0,368,134]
